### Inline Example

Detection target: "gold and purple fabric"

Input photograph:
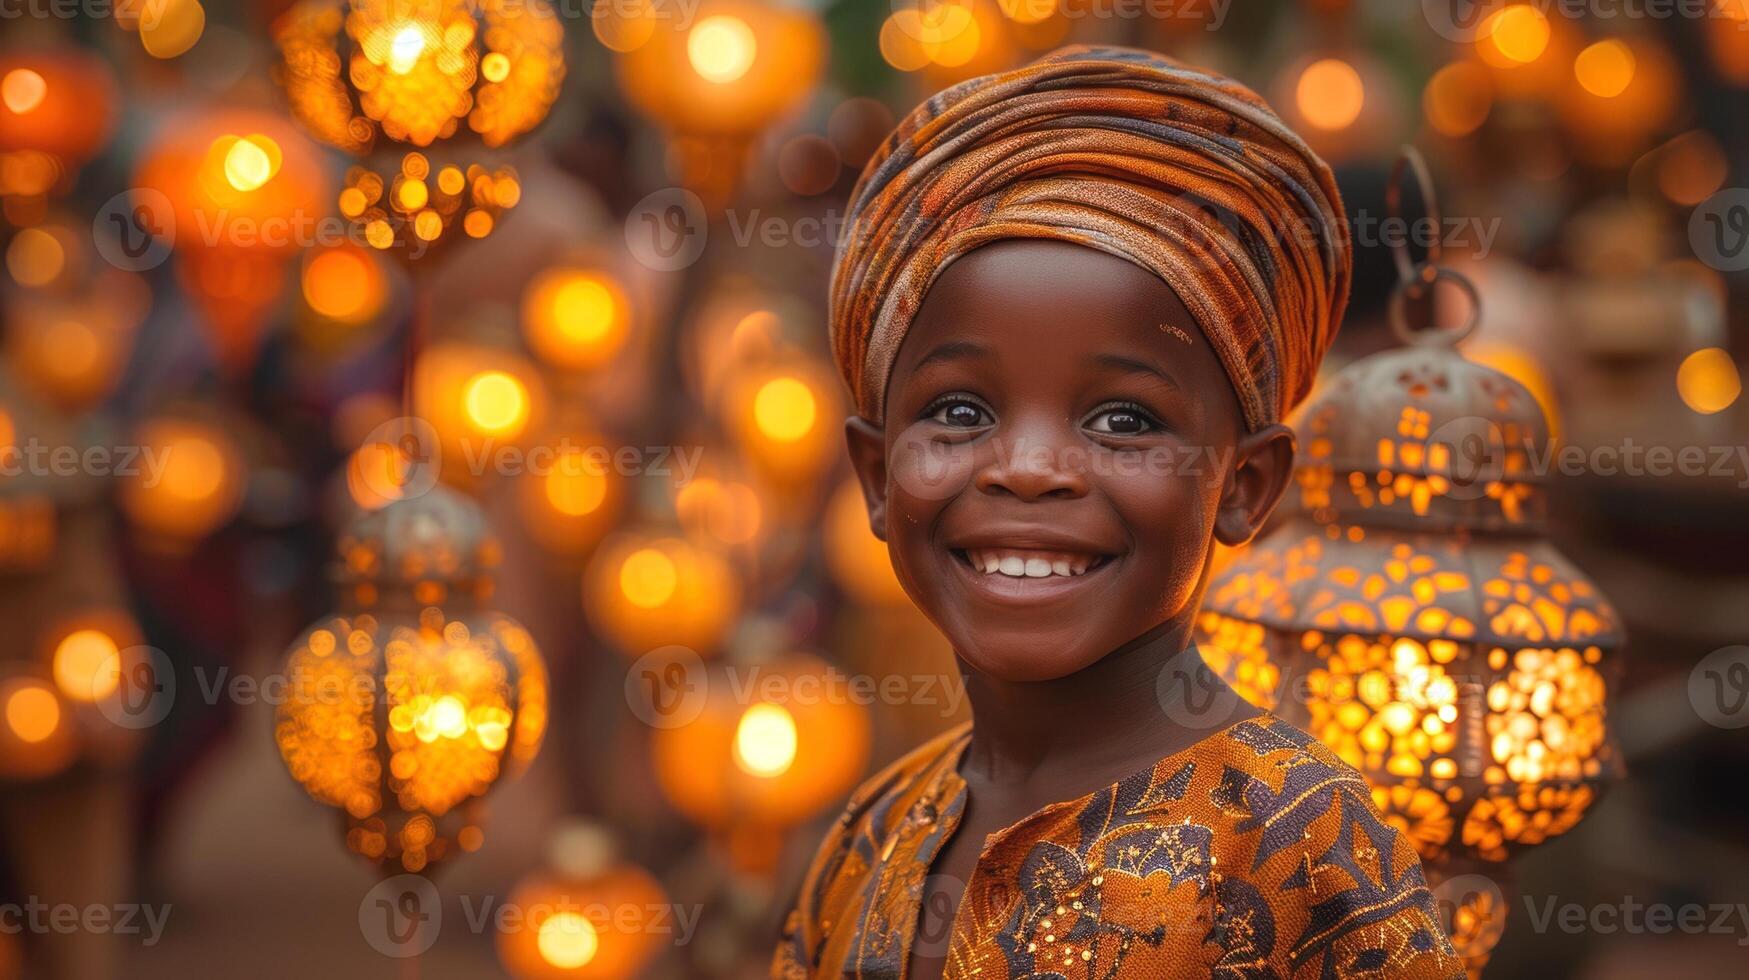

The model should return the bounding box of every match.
[828,45,1352,432]
[773,715,1464,979]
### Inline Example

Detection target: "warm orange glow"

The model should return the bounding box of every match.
[545,449,610,517]
[222,136,278,191]
[1479,5,1551,65]
[5,682,60,744]
[140,0,207,60]
[688,15,757,83]
[997,0,1057,24]
[734,702,798,778]
[1297,58,1365,131]
[462,371,530,436]
[1424,62,1493,138]
[536,911,599,969]
[752,376,817,443]
[122,418,244,542]
[5,226,65,287]
[52,629,122,703]
[1676,347,1742,414]
[388,23,429,75]
[522,268,630,370]
[619,547,678,609]
[302,246,386,324]
[1575,39,1635,98]
[593,0,659,52]
[1,69,46,114]
[161,435,227,502]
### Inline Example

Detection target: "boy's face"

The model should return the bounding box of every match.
[846,239,1294,682]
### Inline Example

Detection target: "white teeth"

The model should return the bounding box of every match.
[965,548,1101,579]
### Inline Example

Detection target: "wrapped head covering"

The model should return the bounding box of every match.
[829,45,1350,431]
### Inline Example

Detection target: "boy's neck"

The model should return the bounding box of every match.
[956,616,1259,797]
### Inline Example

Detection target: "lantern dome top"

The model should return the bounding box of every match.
[1293,343,1551,533]
[332,484,499,605]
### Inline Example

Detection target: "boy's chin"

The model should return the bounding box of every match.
[951,633,1107,684]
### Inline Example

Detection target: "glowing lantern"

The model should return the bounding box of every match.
[1197,258,1622,973]
[650,651,870,832]
[0,669,77,781]
[521,266,632,372]
[413,340,548,481]
[273,0,566,256]
[1555,35,1678,166]
[0,49,117,216]
[514,428,623,554]
[616,0,823,204]
[118,415,246,547]
[724,359,840,485]
[496,823,670,979]
[275,485,547,874]
[583,534,740,655]
[132,111,329,373]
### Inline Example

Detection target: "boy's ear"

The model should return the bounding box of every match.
[844,415,889,541]
[1213,423,1296,547]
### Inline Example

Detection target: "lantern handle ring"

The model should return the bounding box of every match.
[1386,145,1443,285]
[1389,262,1480,347]
[1385,145,1480,347]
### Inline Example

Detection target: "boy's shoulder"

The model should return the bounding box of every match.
[837,720,972,827]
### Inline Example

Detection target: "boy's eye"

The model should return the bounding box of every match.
[1085,405,1157,435]
[929,399,992,428]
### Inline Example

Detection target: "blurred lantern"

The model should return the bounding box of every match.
[823,477,907,607]
[3,219,150,413]
[413,339,549,481]
[584,533,740,655]
[0,667,78,781]
[1196,152,1623,975]
[521,265,633,373]
[118,413,247,549]
[649,650,870,838]
[514,425,623,555]
[117,0,208,60]
[273,0,566,257]
[1556,35,1678,167]
[496,822,670,979]
[1472,2,1580,99]
[1423,61,1493,140]
[722,356,840,488]
[132,110,330,375]
[673,472,763,550]
[615,0,824,206]
[299,241,392,338]
[1274,51,1400,162]
[275,485,547,874]
[0,48,117,221]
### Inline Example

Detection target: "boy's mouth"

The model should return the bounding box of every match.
[951,548,1112,579]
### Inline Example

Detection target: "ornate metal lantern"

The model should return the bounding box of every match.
[1196,151,1625,973]
[272,0,566,255]
[275,485,547,874]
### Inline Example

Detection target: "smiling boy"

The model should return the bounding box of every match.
[774,47,1463,979]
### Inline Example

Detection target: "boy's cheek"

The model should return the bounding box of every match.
[886,426,980,504]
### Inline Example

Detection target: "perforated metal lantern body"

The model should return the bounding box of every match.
[1198,339,1623,866]
[275,486,547,873]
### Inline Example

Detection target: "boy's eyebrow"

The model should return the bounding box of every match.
[912,339,991,371]
[1092,352,1182,390]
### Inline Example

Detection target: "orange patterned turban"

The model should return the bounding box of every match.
[829,45,1351,431]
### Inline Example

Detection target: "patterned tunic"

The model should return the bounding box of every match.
[773,715,1463,979]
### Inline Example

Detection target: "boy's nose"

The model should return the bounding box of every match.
[973,427,1089,501]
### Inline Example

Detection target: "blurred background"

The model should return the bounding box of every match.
[0,0,1746,977]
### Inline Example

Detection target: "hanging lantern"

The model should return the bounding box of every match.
[0,47,117,221]
[496,822,670,980]
[274,484,548,874]
[649,650,870,836]
[513,424,624,556]
[132,110,330,374]
[614,0,824,206]
[721,355,840,489]
[272,0,566,257]
[117,412,247,550]
[583,532,740,656]
[1196,152,1623,976]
